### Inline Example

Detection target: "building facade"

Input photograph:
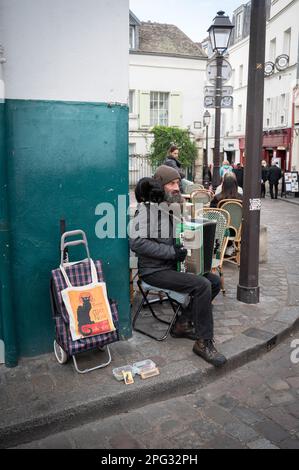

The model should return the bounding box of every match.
[263,0,299,171]
[129,12,208,182]
[222,0,299,170]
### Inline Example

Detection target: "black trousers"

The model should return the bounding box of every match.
[261,182,266,198]
[143,270,221,340]
[269,182,279,199]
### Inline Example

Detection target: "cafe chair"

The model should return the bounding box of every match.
[217,199,243,266]
[190,189,213,218]
[203,207,231,294]
[183,182,204,194]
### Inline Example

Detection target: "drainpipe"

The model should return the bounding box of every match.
[0,48,18,367]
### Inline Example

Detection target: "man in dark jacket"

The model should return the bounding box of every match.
[232,163,244,189]
[261,160,268,198]
[130,165,227,367]
[268,162,282,199]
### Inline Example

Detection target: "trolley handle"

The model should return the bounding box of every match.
[60,230,91,266]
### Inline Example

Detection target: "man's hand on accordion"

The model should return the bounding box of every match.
[174,244,188,262]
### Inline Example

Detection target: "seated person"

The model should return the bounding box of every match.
[215,172,243,196]
[210,172,243,208]
[130,166,227,367]
[211,172,242,256]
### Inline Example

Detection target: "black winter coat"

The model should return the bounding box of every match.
[261,166,268,183]
[164,156,186,179]
[130,202,179,277]
[268,165,282,184]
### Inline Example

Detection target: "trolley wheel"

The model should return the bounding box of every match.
[54,340,68,364]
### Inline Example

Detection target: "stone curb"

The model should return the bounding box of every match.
[1,308,298,449]
[277,197,299,206]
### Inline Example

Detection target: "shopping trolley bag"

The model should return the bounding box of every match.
[50,230,119,374]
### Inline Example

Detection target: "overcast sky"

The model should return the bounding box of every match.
[129,0,243,42]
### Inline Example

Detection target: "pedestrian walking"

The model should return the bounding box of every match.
[233,163,244,189]
[261,160,268,198]
[220,160,233,179]
[268,162,282,199]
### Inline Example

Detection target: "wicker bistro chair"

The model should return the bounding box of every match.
[217,199,243,266]
[190,189,213,219]
[132,279,190,341]
[183,182,204,194]
[203,207,231,294]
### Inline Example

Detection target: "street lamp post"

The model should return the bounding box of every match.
[203,110,211,188]
[207,11,234,189]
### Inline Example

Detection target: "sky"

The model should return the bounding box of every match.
[129,0,243,42]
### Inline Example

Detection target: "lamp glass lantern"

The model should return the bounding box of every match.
[203,110,211,127]
[208,10,234,55]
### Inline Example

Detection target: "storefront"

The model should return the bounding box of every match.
[239,129,292,170]
[239,137,246,166]
[262,128,292,171]
[223,138,240,164]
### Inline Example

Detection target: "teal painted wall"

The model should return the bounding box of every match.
[4,99,130,358]
[0,100,5,343]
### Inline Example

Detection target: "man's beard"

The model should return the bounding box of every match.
[164,191,183,204]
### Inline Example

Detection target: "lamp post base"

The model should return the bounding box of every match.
[237,284,260,304]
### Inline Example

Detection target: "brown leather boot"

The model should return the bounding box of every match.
[193,339,227,367]
[170,321,198,340]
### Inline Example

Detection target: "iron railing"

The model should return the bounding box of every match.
[129,154,194,188]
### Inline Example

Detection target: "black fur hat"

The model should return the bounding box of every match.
[135,177,165,204]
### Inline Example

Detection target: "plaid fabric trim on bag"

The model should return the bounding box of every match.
[51,259,119,356]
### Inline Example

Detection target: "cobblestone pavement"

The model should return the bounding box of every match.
[1,198,299,448]
[13,333,299,449]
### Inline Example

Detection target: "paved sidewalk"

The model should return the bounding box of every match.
[12,334,299,449]
[1,198,299,448]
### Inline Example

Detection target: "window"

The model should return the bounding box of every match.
[129,90,135,114]
[269,38,276,62]
[280,94,286,125]
[231,69,235,87]
[239,65,243,87]
[283,28,291,57]
[236,12,243,38]
[129,143,136,155]
[130,25,136,49]
[237,105,242,131]
[150,92,169,126]
[230,109,234,132]
[266,98,272,127]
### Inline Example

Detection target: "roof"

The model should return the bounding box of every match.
[135,22,207,59]
[129,10,141,26]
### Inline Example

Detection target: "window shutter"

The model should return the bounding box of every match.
[139,90,150,129]
[169,92,182,127]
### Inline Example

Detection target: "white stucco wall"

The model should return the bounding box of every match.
[0,0,129,103]
[129,53,207,155]
[130,54,207,129]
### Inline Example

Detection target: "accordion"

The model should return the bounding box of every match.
[176,219,216,275]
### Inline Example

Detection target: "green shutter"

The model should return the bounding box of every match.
[139,90,150,129]
[169,92,182,127]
